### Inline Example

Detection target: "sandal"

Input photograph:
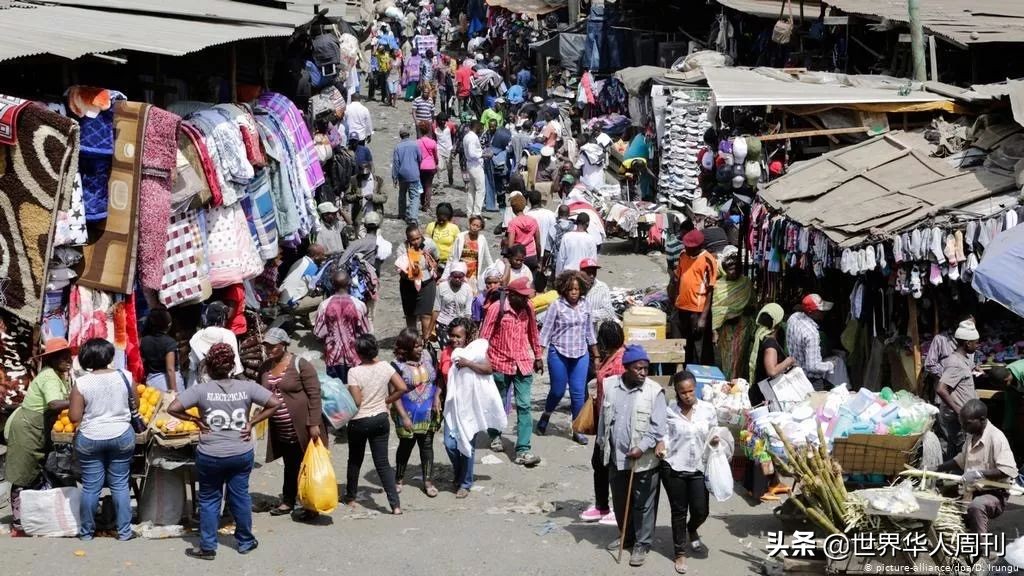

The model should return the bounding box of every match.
[269,505,293,516]
[425,484,439,498]
[674,556,688,574]
[456,488,470,499]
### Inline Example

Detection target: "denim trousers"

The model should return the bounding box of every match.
[195,450,257,552]
[585,3,622,72]
[398,180,423,223]
[488,371,534,454]
[326,364,350,383]
[76,428,135,540]
[483,159,499,211]
[443,424,475,490]
[545,348,590,420]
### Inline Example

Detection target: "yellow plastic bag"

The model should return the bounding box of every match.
[297,438,338,513]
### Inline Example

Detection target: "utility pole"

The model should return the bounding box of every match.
[908,0,926,81]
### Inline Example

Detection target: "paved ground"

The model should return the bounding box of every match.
[3,69,1022,575]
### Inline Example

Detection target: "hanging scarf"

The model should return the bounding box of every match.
[748,303,785,381]
[711,266,752,331]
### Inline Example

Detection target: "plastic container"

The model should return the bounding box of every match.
[748,406,770,423]
[623,307,667,341]
[879,387,895,402]
[859,402,884,423]
[845,388,878,416]
[833,408,856,438]
[877,403,901,424]
[849,421,875,435]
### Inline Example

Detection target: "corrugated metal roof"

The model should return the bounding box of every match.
[760,133,1016,246]
[486,0,566,16]
[39,0,313,26]
[825,0,1024,48]
[0,2,301,63]
[715,0,823,20]
[704,66,948,106]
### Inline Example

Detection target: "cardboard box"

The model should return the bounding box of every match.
[623,306,666,341]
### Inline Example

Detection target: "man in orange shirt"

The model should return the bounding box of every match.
[669,230,718,364]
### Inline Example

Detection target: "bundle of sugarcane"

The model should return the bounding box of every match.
[769,422,848,535]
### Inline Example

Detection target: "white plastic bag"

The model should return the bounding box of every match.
[20,487,81,537]
[704,429,735,503]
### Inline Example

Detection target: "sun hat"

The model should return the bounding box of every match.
[35,338,70,358]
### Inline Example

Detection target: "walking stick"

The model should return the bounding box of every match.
[616,459,638,564]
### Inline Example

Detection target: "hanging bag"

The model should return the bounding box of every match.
[119,371,148,434]
[771,0,795,45]
[572,389,597,435]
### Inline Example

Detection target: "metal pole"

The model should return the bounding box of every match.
[908,0,926,81]
[928,35,939,81]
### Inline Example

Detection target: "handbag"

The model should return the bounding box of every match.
[771,0,794,45]
[572,393,597,435]
[118,371,148,434]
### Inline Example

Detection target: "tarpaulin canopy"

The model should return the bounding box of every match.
[530,32,585,74]
[486,0,566,16]
[973,224,1024,319]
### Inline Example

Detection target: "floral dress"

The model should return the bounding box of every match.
[392,351,440,438]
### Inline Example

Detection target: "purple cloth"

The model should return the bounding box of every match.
[256,92,325,193]
[539,298,597,359]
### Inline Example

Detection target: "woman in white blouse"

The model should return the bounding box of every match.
[656,370,719,574]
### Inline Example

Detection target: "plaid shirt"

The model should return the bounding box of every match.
[540,297,597,358]
[480,300,541,375]
[785,312,832,379]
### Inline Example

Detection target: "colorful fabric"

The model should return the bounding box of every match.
[215,104,266,168]
[0,103,79,323]
[540,298,597,359]
[76,108,115,221]
[0,94,30,145]
[159,210,211,308]
[673,250,718,313]
[186,109,254,206]
[710,273,752,331]
[180,123,223,205]
[113,295,144,383]
[716,315,752,380]
[52,174,88,246]
[206,203,264,289]
[137,106,181,291]
[255,115,303,239]
[256,92,325,193]
[392,352,440,438]
[479,300,542,375]
[79,101,148,295]
[69,284,114,354]
[172,132,212,211]
[240,168,280,260]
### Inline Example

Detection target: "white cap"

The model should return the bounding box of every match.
[541,146,555,157]
[317,201,340,214]
[595,133,612,147]
[532,96,544,103]
[449,261,469,275]
[955,320,980,341]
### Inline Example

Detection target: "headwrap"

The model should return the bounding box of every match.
[748,303,785,381]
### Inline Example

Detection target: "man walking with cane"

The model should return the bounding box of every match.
[596,344,666,567]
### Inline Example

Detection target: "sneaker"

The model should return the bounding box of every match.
[490,437,504,452]
[536,413,551,435]
[579,506,609,522]
[514,451,541,467]
[606,538,634,551]
[186,548,217,561]
[572,432,589,445]
[238,540,259,555]
[598,511,618,526]
[629,546,649,567]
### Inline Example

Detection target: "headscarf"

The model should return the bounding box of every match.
[710,247,751,330]
[748,303,785,381]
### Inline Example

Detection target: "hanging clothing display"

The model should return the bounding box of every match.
[657,95,712,211]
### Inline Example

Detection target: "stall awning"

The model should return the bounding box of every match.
[703,66,949,108]
[759,133,1017,247]
[614,66,703,95]
[0,1,309,63]
[530,32,585,74]
[973,224,1024,319]
[715,0,822,20]
[486,0,566,16]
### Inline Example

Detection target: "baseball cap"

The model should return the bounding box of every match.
[802,294,834,313]
[363,212,383,226]
[507,277,536,297]
[579,257,600,270]
[682,230,705,249]
[263,327,292,345]
[317,201,339,214]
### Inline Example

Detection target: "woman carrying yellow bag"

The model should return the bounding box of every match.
[298,438,338,514]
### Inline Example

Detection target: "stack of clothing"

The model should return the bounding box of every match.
[657,97,711,210]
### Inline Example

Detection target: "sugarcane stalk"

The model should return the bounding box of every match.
[789,493,841,535]
[772,423,813,477]
[771,452,795,477]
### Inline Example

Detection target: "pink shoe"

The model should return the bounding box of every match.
[579,506,609,522]
[599,511,618,526]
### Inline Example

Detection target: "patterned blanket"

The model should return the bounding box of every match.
[0,103,79,323]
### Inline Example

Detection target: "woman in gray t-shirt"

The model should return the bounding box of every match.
[168,343,281,560]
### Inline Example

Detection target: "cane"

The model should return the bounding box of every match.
[616,458,638,564]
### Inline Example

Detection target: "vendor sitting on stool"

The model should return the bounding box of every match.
[933,399,1017,534]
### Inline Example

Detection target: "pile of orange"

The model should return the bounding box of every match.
[52,409,76,433]
[134,384,162,425]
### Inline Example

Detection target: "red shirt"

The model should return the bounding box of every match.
[215,284,247,336]
[595,347,625,419]
[456,67,474,97]
[508,214,540,258]
[479,300,541,376]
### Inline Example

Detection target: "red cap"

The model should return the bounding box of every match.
[579,257,601,270]
[683,230,705,249]
[507,277,536,297]
[802,294,834,313]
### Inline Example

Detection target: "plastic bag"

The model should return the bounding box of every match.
[319,371,357,430]
[704,444,734,503]
[20,486,81,537]
[297,438,338,514]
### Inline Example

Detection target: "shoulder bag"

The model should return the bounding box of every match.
[771,0,795,45]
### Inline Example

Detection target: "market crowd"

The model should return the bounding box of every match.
[2,0,1022,572]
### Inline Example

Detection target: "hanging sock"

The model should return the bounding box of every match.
[929,263,943,286]
[841,249,854,275]
[1006,209,1019,230]
[910,265,923,299]
[965,252,980,274]
[876,244,887,271]
[965,220,978,253]
[930,227,946,263]
[863,246,877,271]
[946,262,960,282]
[954,230,966,262]
[892,235,903,264]
[943,233,958,266]
[910,228,923,260]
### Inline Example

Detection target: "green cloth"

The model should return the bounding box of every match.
[1004,360,1024,455]
[3,405,47,486]
[480,108,504,130]
[489,372,533,454]
[711,274,752,331]
[748,303,784,381]
[18,367,68,414]
[1008,360,1024,392]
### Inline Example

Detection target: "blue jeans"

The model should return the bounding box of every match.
[195,450,256,553]
[544,348,590,420]
[76,428,135,540]
[398,180,423,223]
[585,3,622,72]
[326,364,349,383]
[483,159,499,211]
[443,424,475,490]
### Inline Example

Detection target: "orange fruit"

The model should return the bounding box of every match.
[54,422,65,433]
[136,384,145,395]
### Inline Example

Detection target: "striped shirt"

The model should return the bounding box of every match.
[267,374,297,443]
[412,97,435,124]
[540,297,597,358]
[480,300,542,375]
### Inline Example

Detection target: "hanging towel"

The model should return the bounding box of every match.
[137,106,182,291]
[239,168,280,260]
[255,92,325,192]
[158,210,212,308]
[53,174,88,246]
[206,203,264,289]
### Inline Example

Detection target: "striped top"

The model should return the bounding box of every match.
[412,97,435,123]
[267,374,297,443]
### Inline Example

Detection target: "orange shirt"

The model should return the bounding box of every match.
[674,251,718,313]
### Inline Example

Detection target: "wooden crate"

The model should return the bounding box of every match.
[832,433,922,475]
[51,430,150,444]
